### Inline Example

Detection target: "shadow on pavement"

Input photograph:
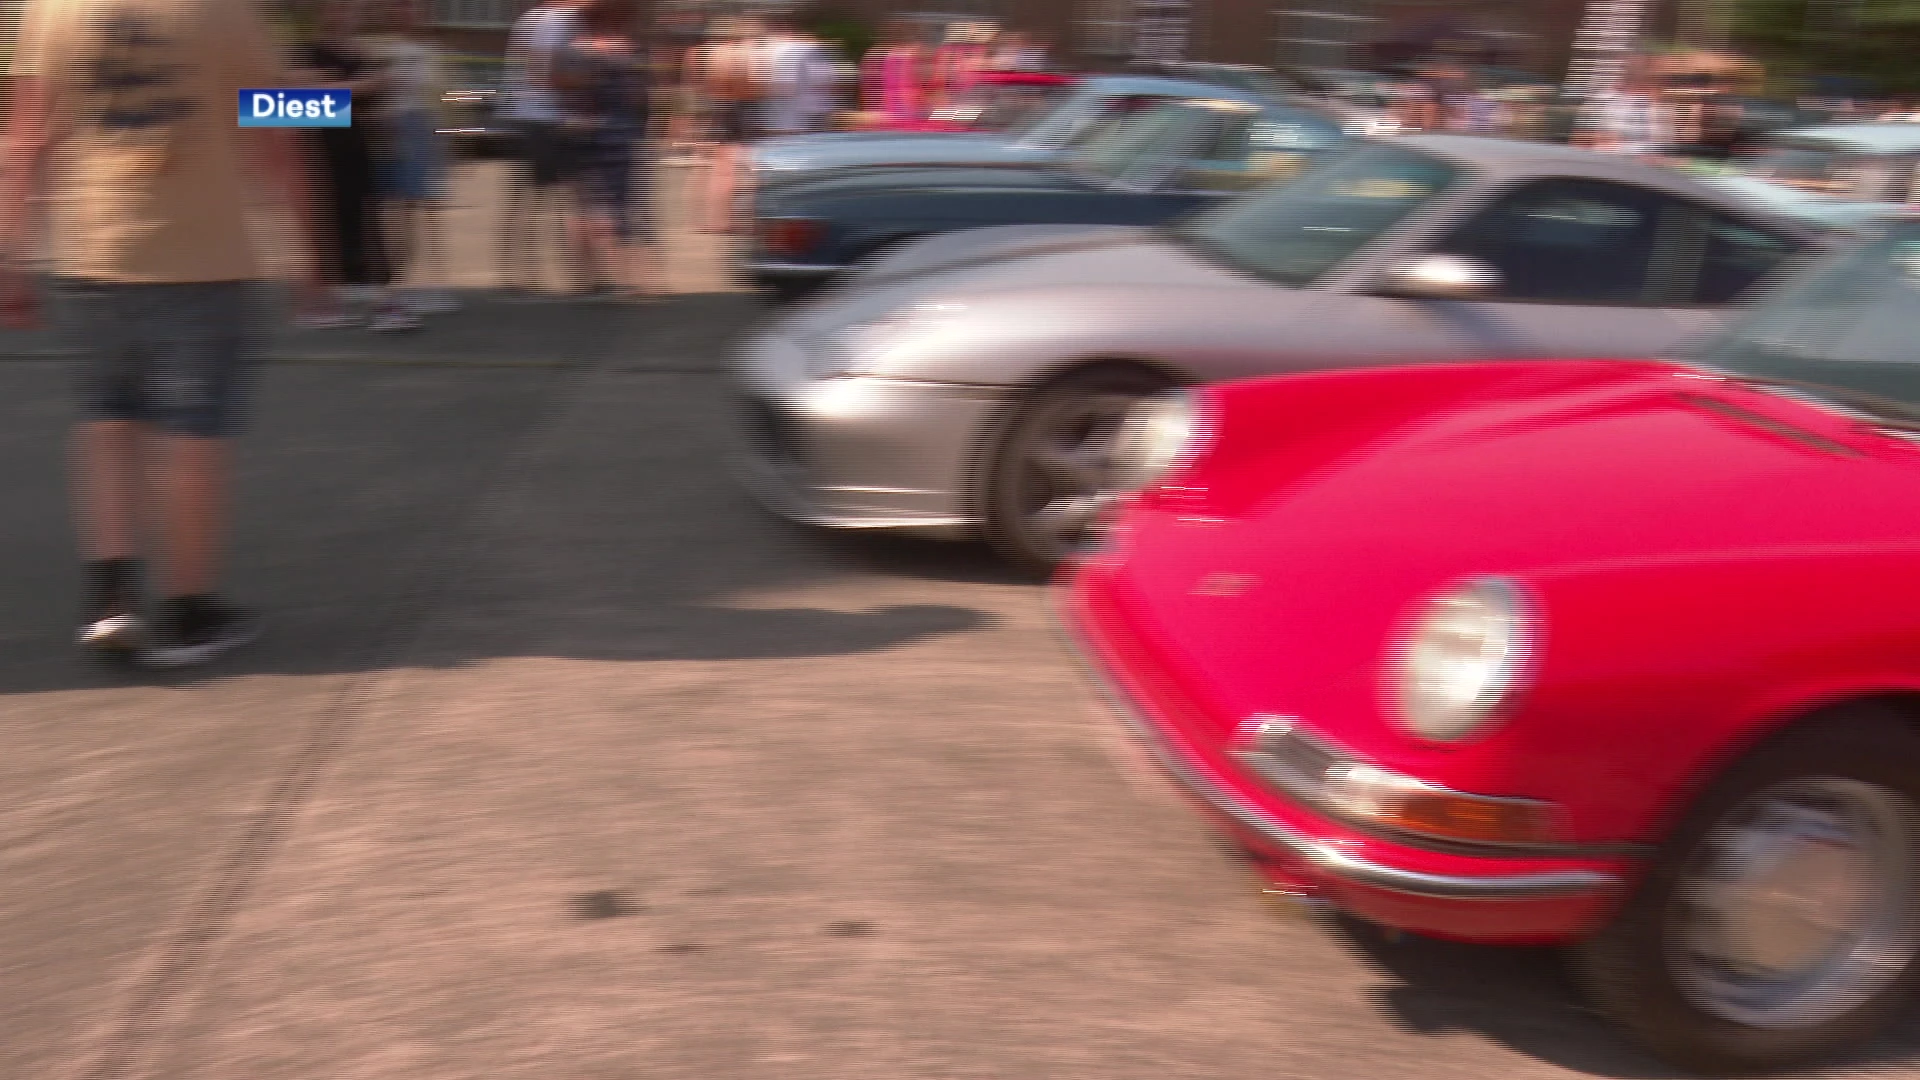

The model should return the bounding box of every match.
[0,290,989,698]
[1330,911,1920,1078]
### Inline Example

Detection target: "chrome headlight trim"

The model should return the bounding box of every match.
[1391,577,1540,745]
[1111,390,1212,493]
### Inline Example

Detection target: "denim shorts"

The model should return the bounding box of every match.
[380,110,446,200]
[56,279,266,439]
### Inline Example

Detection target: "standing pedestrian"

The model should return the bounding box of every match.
[371,0,456,315]
[501,0,590,295]
[699,17,761,233]
[1579,57,1672,157]
[561,0,661,299]
[993,30,1040,72]
[1,0,322,663]
[663,18,707,162]
[300,0,417,331]
[762,17,837,138]
[864,19,924,126]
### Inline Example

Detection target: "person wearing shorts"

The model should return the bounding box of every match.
[563,0,660,298]
[502,0,590,293]
[1,0,322,666]
[700,17,763,233]
[370,0,456,317]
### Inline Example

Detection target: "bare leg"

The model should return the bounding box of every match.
[500,166,533,289]
[73,420,143,562]
[705,141,739,232]
[156,435,229,598]
[421,196,449,290]
[565,186,595,291]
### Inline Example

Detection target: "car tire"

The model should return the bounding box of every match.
[983,364,1173,573]
[1577,704,1920,1074]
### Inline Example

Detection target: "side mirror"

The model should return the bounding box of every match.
[1381,254,1503,301]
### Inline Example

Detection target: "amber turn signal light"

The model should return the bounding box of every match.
[1325,764,1564,847]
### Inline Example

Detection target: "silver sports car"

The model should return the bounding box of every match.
[732,135,1824,569]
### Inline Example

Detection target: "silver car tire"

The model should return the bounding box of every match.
[1577,704,1920,1074]
[983,364,1173,572]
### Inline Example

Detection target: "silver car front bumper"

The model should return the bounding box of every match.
[731,328,1012,537]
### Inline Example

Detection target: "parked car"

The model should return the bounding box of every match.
[1060,215,1920,1074]
[848,70,1075,134]
[732,136,1823,569]
[747,97,1349,299]
[749,73,1277,182]
[1703,122,1920,233]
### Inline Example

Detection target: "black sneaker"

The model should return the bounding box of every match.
[140,596,262,669]
[77,558,146,657]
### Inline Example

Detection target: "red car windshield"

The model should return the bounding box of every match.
[1695,221,1920,418]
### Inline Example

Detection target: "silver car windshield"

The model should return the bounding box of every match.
[1693,220,1920,417]
[1172,142,1460,287]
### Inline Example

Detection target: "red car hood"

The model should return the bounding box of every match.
[1088,359,1920,770]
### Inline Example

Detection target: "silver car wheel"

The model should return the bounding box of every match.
[1669,777,1920,1030]
[1012,390,1142,562]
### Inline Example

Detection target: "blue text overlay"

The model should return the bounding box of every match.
[238,88,352,128]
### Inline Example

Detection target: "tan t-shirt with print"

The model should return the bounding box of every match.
[14,0,290,282]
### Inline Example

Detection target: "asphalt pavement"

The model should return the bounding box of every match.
[4,159,1918,1080]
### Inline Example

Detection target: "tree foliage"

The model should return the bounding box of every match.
[1733,0,1920,95]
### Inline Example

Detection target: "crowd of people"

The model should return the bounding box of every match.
[854,19,1052,129]
[1367,52,1920,160]
[491,9,1057,279]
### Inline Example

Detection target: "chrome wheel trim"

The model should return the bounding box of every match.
[1669,777,1919,1030]
[1012,390,1142,562]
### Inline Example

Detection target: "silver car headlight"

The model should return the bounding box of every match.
[1111,391,1207,492]
[1392,578,1537,743]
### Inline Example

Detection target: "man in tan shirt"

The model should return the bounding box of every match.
[0,0,320,666]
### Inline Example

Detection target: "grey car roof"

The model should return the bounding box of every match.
[1763,122,1920,153]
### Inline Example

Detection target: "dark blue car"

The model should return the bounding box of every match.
[746,98,1350,300]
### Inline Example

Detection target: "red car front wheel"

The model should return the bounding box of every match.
[1579,704,1920,1073]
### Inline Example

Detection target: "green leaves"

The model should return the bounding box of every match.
[1731,0,1920,93]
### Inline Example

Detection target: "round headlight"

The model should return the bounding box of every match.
[1111,391,1206,493]
[1393,578,1537,743]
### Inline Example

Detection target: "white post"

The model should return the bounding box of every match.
[1564,0,1655,103]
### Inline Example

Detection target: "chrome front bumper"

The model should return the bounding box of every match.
[1054,587,1622,903]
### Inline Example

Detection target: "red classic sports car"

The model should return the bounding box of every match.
[1061,220,1920,1073]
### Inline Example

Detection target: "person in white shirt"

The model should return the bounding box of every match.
[501,0,590,294]
[369,0,455,314]
[1579,60,1672,158]
[763,21,839,137]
